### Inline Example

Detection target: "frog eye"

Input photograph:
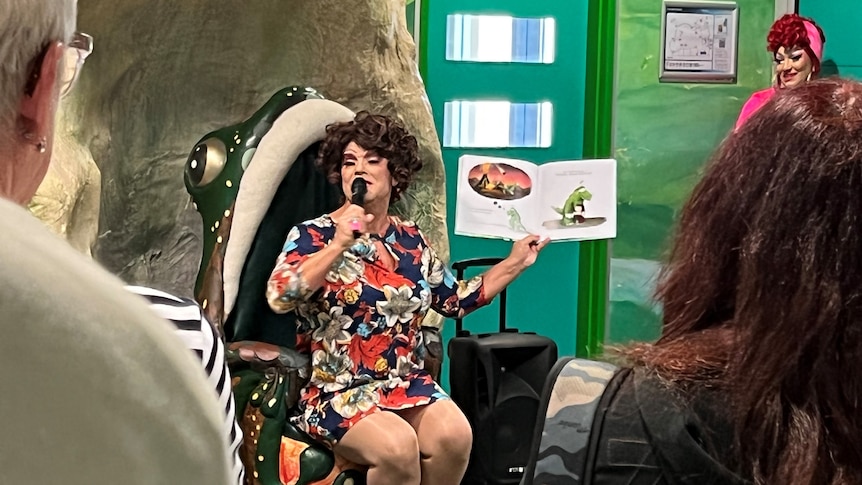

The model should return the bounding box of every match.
[186,138,227,188]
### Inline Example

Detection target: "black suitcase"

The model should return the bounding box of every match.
[447,258,558,485]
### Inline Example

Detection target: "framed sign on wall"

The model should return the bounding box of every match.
[659,0,739,83]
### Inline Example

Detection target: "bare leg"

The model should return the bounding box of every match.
[334,411,421,485]
[397,400,473,485]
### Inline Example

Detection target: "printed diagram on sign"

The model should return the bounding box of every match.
[666,13,714,60]
[659,1,738,82]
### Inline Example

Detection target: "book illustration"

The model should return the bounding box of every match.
[488,201,530,233]
[467,162,531,200]
[506,206,529,233]
[545,183,607,229]
[455,155,616,243]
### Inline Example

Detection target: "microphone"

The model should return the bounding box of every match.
[349,178,367,238]
[351,178,367,207]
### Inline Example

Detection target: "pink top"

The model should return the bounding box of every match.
[735,19,824,132]
[734,87,776,131]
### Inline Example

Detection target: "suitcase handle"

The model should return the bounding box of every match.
[452,257,506,335]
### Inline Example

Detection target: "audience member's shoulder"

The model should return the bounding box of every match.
[0,197,195,357]
[628,368,746,485]
[0,197,230,485]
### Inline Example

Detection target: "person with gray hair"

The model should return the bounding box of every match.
[0,1,231,483]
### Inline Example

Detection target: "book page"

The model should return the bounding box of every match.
[455,154,540,241]
[534,159,617,241]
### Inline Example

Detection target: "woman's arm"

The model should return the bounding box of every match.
[284,239,348,295]
[479,234,549,302]
[426,232,549,319]
[266,207,370,313]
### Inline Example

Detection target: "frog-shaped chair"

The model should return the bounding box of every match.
[184,87,363,485]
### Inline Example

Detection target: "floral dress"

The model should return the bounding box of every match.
[266,214,487,445]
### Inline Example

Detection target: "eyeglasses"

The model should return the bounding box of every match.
[60,32,93,97]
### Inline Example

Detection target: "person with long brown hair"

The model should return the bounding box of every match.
[582,78,862,485]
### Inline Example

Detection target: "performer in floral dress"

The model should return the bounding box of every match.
[266,111,548,485]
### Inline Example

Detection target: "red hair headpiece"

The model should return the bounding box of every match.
[767,14,825,73]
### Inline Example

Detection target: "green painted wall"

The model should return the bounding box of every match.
[608,0,776,343]
[423,0,590,388]
[406,0,416,39]
[799,1,862,80]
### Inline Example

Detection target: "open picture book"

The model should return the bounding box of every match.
[455,154,617,242]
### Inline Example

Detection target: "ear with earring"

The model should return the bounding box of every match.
[23,132,48,153]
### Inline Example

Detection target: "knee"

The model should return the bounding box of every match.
[445,410,474,460]
[375,424,421,474]
[426,404,473,461]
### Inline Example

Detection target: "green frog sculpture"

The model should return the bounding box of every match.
[184,86,363,485]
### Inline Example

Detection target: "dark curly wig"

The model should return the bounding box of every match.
[767,14,826,74]
[315,111,422,204]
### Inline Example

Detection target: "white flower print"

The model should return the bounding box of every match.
[282,226,302,252]
[326,251,363,284]
[388,354,416,380]
[350,237,377,262]
[376,285,422,327]
[457,275,483,299]
[330,385,379,419]
[312,306,353,347]
[316,215,336,228]
[419,286,431,313]
[310,349,354,392]
[421,247,445,288]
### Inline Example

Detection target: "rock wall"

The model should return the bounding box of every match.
[37,0,448,299]
[29,111,101,257]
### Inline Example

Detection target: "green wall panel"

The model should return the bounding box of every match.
[406,0,416,37]
[608,0,776,344]
[424,0,590,388]
[799,1,862,80]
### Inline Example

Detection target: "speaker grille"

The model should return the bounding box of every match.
[449,333,557,485]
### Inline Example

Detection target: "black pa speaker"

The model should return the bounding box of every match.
[449,332,557,485]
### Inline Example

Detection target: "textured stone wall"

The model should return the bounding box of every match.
[36,0,448,299]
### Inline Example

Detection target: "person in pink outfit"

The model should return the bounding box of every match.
[734,14,826,130]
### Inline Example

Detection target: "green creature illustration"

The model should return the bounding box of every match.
[553,185,593,226]
[506,207,528,233]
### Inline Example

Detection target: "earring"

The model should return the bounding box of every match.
[23,132,47,153]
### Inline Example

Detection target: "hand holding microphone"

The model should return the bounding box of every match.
[349,178,367,239]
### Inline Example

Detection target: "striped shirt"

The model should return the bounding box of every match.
[126,286,245,485]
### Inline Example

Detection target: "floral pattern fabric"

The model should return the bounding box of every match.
[266,214,487,445]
